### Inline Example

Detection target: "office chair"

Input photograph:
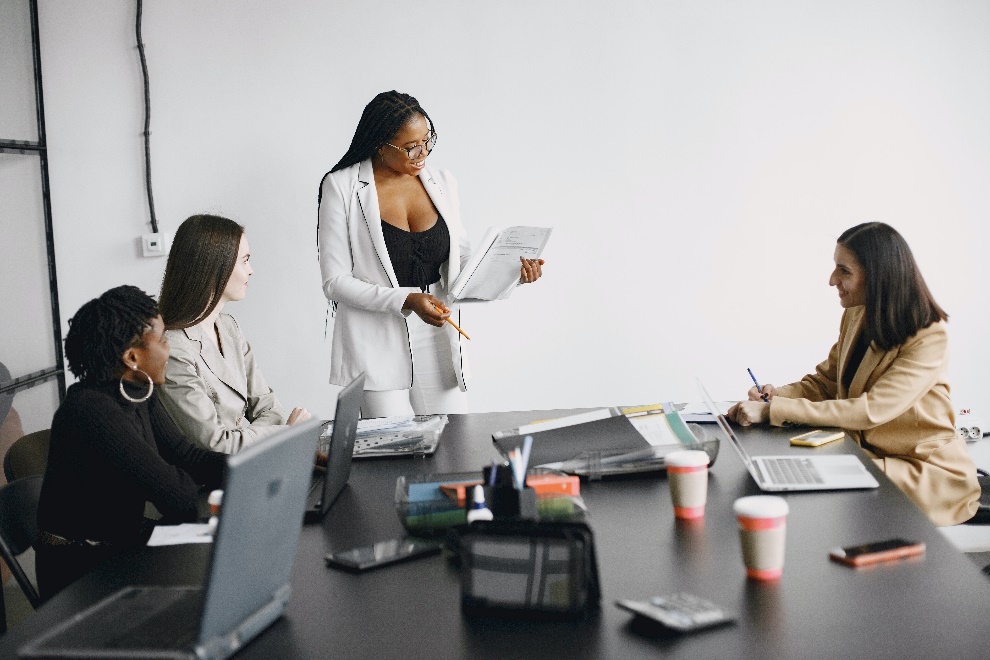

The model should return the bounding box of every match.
[964,469,990,525]
[3,429,50,483]
[0,475,43,633]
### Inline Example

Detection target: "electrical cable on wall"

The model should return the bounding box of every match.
[136,0,158,234]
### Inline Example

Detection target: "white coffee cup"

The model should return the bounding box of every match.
[208,489,224,516]
[666,450,709,519]
[734,495,789,580]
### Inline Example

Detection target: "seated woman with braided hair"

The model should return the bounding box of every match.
[36,285,226,600]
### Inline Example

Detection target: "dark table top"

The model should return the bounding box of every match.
[5,409,990,659]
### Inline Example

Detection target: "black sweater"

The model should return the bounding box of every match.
[38,381,225,546]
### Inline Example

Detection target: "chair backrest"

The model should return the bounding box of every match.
[0,475,43,608]
[3,429,50,483]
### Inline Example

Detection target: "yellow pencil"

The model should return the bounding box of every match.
[433,304,470,340]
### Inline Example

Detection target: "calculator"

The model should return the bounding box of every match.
[616,593,733,632]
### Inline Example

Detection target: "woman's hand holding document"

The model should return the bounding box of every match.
[449,226,552,302]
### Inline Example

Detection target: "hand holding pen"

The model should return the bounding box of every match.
[746,368,775,402]
[432,304,470,340]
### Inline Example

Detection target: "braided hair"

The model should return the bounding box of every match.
[159,214,244,330]
[64,285,159,383]
[330,91,435,173]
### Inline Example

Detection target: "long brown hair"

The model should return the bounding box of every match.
[159,214,243,330]
[837,222,947,351]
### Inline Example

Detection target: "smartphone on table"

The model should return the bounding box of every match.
[790,429,845,447]
[325,538,442,573]
[829,538,925,567]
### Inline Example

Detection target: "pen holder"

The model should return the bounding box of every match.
[483,486,537,520]
[457,520,601,620]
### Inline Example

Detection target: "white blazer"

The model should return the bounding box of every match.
[318,159,472,392]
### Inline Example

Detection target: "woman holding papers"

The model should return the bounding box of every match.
[36,286,226,599]
[728,222,979,525]
[318,91,543,417]
[157,215,311,453]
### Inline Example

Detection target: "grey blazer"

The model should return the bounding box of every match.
[159,314,287,453]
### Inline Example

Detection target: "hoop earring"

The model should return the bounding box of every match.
[119,366,154,403]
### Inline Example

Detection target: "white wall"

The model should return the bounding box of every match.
[36,0,990,418]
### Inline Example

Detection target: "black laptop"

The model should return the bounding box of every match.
[305,373,364,522]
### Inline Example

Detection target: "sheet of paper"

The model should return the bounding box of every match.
[517,408,614,435]
[454,226,552,301]
[628,414,681,447]
[678,400,738,422]
[147,523,213,546]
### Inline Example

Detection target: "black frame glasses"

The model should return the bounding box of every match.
[384,132,437,160]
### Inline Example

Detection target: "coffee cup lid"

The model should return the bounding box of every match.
[734,495,788,518]
[665,450,710,468]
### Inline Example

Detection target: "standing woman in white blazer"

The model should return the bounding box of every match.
[319,91,543,417]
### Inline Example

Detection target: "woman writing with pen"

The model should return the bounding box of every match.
[318,91,544,418]
[728,222,979,526]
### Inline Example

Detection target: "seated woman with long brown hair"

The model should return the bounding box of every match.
[157,214,310,454]
[729,222,980,526]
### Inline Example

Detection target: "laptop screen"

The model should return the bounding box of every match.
[697,379,752,468]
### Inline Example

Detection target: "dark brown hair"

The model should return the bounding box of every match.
[159,214,243,330]
[837,222,947,351]
[64,285,159,383]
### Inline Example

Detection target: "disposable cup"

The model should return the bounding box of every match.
[666,450,709,519]
[208,489,224,516]
[734,495,789,580]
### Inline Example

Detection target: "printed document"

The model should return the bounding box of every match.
[450,226,552,302]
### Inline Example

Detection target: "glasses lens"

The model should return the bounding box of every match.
[425,133,437,153]
[408,145,424,159]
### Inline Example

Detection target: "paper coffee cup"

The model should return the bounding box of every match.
[734,495,789,580]
[208,489,224,516]
[666,450,709,519]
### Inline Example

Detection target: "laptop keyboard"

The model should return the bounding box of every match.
[35,586,202,651]
[762,457,824,485]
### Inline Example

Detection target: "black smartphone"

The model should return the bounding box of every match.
[829,538,925,567]
[325,538,442,573]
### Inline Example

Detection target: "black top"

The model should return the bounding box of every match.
[381,216,450,291]
[38,381,225,545]
[842,332,871,391]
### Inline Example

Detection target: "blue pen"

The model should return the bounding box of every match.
[747,368,769,403]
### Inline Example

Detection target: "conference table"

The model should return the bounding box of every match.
[4,409,990,659]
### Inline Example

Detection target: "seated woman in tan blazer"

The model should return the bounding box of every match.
[729,222,980,526]
[157,214,311,453]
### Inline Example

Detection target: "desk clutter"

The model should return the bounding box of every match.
[322,414,448,458]
[492,404,720,478]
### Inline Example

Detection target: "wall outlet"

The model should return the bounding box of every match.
[956,409,986,442]
[141,232,169,258]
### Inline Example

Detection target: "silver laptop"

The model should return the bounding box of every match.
[698,380,879,491]
[20,418,322,660]
[305,372,363,523]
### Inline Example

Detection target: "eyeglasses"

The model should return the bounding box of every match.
[384,133,437,160]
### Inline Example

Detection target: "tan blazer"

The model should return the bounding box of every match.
[159,314,287,454]
[769,306,979,526]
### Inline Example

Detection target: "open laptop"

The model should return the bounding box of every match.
[20,417,322,660]
[698,379,879,491]
[305,372,364,523]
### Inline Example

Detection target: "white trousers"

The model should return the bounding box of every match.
[361,316,468,418]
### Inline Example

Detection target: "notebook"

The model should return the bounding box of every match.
[305,372,364,522]
[698,380,879,492]
[19,417,322,660]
